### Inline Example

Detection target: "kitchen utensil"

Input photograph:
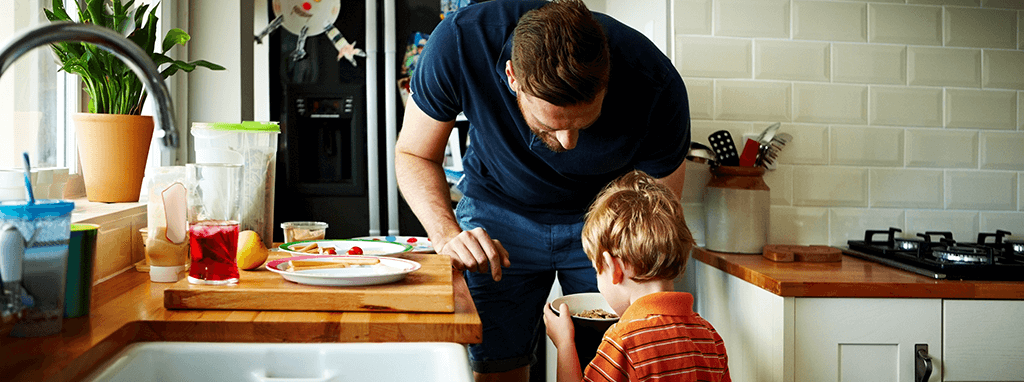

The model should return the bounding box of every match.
[758,132,792,170]
[22,153,34,205]
[686,141,718,166]
[738,138,761,167]
[756,122,781,145]
[708,130,739,166]
[163,252,454,312]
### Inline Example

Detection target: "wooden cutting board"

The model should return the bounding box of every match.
[164,252,454,313]
[763,245,842,262]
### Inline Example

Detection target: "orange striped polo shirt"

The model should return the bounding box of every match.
[583,292,730,382]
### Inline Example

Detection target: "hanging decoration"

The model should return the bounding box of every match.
[254,0,366,65]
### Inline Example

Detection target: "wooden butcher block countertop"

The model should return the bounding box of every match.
[693,247,1024,299]
[0,252,481,382]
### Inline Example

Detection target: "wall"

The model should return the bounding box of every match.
[672,0,1024,246]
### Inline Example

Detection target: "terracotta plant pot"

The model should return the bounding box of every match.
[72,113,154,202]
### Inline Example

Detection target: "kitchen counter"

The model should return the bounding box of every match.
[693,247,1024,299]
[0,253,481,382]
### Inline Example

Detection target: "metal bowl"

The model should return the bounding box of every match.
[686,142,718,166]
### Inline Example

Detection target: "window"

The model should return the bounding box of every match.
[1,0,175,183]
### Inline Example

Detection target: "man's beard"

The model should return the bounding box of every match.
[518,93,568,153]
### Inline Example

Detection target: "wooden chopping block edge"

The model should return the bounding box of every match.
[763,245,842,262]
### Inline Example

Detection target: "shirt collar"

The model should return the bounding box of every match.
[496,33,515,96]
[619,292,695,321]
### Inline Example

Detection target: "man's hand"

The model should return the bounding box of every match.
[544,302,576,350]
[438,227,511,281]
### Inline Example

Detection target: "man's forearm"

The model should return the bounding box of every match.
[395,151,463,250]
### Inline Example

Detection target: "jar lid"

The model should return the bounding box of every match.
[0,200,74,219]
[192,121,280,133]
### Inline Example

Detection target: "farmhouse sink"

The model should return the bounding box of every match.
[81,342,474,382]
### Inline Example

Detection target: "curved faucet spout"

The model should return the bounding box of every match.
[0,22,178,149]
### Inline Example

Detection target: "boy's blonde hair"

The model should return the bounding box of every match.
[582,170,693,281]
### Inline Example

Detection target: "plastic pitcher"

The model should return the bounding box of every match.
[1,199,74,337]
[191,121,280,248]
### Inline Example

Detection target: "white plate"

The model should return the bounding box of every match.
[266,255,421,286]
[351,236,433,253]
[279,239,412,256]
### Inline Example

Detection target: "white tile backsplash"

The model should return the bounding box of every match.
[754,40,830,82]
[715,0,789,38]
[982,50,1024,90]
[905,210,980,241]
[686,78,714,120]
[945,88,1017,129]
[833,44,907,85]
[770,206,829,245]
[870,168,944,208]
[792,1,867,42]
[905,129,979,168]
[980,132,1024,170]
[946,170,1018,210]
[763,164,793,205]
[979,212,1024,240]
[675,36,752,78]
[829,208,906,245]
[943,7,1017,49]
[715,80,792,121]
[870,87,943,127]
[672,0,1024,241]
[868,4,942,46]
[793,83,868,124]
[792,166,869,207]
[831,126,904,167]
[779,123,829,165]
[908,47,982,88]
[673,0,712,35]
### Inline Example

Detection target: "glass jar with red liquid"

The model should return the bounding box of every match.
[186,163,243,285]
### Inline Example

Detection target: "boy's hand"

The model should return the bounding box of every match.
[543,302,575,349]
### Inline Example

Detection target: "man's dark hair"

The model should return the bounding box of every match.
[511,0,610,106]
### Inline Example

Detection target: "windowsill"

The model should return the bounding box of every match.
[70,198,146,225]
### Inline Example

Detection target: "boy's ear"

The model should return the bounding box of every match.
[602,252,626,285]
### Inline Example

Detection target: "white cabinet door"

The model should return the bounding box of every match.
[943,300,1024,381]
[794,298,942,382]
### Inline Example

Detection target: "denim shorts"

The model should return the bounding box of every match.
[455,196,598,373]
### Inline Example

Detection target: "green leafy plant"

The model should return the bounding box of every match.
[44,0,224,115]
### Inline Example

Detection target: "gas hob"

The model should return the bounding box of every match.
[843,228,1024,281]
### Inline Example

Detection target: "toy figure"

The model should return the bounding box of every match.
[255,0,365,65]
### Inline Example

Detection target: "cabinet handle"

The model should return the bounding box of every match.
[915,344,933,382]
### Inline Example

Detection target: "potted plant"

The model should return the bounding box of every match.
[44,0,224,202]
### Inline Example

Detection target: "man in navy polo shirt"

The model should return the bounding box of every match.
[395,0,690,380]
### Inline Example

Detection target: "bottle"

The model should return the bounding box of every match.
[703,166,770,254]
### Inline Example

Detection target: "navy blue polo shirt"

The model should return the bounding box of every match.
[410,0,690,224]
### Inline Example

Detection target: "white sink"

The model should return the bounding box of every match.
[82,342,474,382]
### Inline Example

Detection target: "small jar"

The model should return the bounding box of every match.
[703,166,770,254]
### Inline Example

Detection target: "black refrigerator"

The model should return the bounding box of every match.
[268,0,443,242]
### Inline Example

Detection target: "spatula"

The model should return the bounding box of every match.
[708,130,739,166]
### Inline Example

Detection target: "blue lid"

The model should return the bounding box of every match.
[0,200,75,219]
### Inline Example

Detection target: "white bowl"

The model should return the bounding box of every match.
[550,292,618,322]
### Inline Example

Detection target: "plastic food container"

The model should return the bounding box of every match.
[191,121,280,248]
[281,221,329,243]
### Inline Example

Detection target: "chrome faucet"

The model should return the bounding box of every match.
[0,22,178,335]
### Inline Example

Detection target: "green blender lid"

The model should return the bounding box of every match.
[198,121,280,133]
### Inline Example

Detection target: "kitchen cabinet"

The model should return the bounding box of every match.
[687,258,1024,382]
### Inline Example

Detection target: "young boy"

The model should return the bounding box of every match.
[544,170,731,382]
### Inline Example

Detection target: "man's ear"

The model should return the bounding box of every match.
[602,252,626,285]
[505,60,517,92]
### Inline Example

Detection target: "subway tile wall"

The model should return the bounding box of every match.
[673,0,1024,246]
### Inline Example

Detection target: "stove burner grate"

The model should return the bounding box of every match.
[845,227,1024,280]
